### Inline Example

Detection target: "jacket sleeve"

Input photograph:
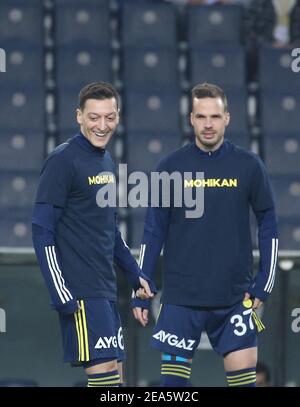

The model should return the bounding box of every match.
[248,157,279,301]
[114,214,157,294]
[131,157,171,309]
[32,203,78,314]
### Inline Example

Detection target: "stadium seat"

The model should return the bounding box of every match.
[0,45,43,87]
[187,5,243,47]
[56,46,111,88]
[55,2,111,47]
[127,131,182,173]
[0,210,33,248]
[0,88,45,131]
[0,171,39,210]
[122,47,178,90]
[0,131,45,171]
[56,88,81,131]
[260,91,300,133]
[259,47,300,92]
[270,175,300,218]
[121,2,177,47]
[0,0,43,45]
[264,133,300,175]
[223,89,248,133]
[125,90,181,133]
[190,46,246,89]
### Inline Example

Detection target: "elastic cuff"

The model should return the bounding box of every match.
[131,297,151,309]
[54,299,78,315]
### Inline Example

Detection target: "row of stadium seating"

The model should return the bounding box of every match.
[0,0,299,250]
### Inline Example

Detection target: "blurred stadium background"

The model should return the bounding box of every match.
[0,0,299,387]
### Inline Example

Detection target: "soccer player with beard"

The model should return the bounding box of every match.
[133,83,278,387]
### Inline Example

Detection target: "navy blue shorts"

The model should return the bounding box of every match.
[58,298,125,365]
[150,299,262,358]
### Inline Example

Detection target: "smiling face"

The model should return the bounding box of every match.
[190,97,230,152]
[76,97,119,149]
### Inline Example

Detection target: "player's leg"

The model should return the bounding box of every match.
[207,299,261,387]
[150,304,205,387]
[160,353,193,387]
[59,298,125,387]
[223,347,257,387]
[84,358,121,387]
[117,361,123,384]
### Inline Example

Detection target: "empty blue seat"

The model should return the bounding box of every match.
[0,1,43,45]
[0,171,39,211]
[0,210,33,248]
[259,47,300,92]
[0,88,45,131]
[264,133,300,175]
[0,131,45,171]
[121,2,176,47]
[223,89,248,133]
[127,131,182,173]
[56,46,111,88]
[270,175,300,218]
[261,91,300,133]
[277,217,300,250]
[0,45,43,87]
[55,2,110,47]
[125,90,181,133]
[190,46,246,89]
[187,5,243,47]
[123,47,178,90]
[56,88,81,130]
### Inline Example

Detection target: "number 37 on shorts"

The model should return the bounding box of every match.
[230,299,265,337]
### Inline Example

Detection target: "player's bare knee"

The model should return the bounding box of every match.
[85,359,118,375]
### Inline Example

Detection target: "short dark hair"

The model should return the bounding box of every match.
[78,82,120,111]
[191,83,228,112]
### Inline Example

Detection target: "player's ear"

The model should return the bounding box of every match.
[190,112,194,127]
[76,108,82,125]
[225,112,230,127]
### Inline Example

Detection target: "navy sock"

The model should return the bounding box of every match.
[161,356,192,387]
[87,370,121,387]
[226,367,256,387]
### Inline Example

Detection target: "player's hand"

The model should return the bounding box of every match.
[137,277,155,299]
[244,292,263,310]
[133,307,149,327]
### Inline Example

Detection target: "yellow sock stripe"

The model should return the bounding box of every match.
[228,378,256,386]
[161,371,190,379]
[227,370,256,380]
[87,379,121,387]
[161,368,191,376]
[252,311,265,332]
[74,311,82,361]
[227,372,256,381]
[161,364,191,374]
[80,300,90,361]
[88,374,120,383]
[227,374,256,383]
